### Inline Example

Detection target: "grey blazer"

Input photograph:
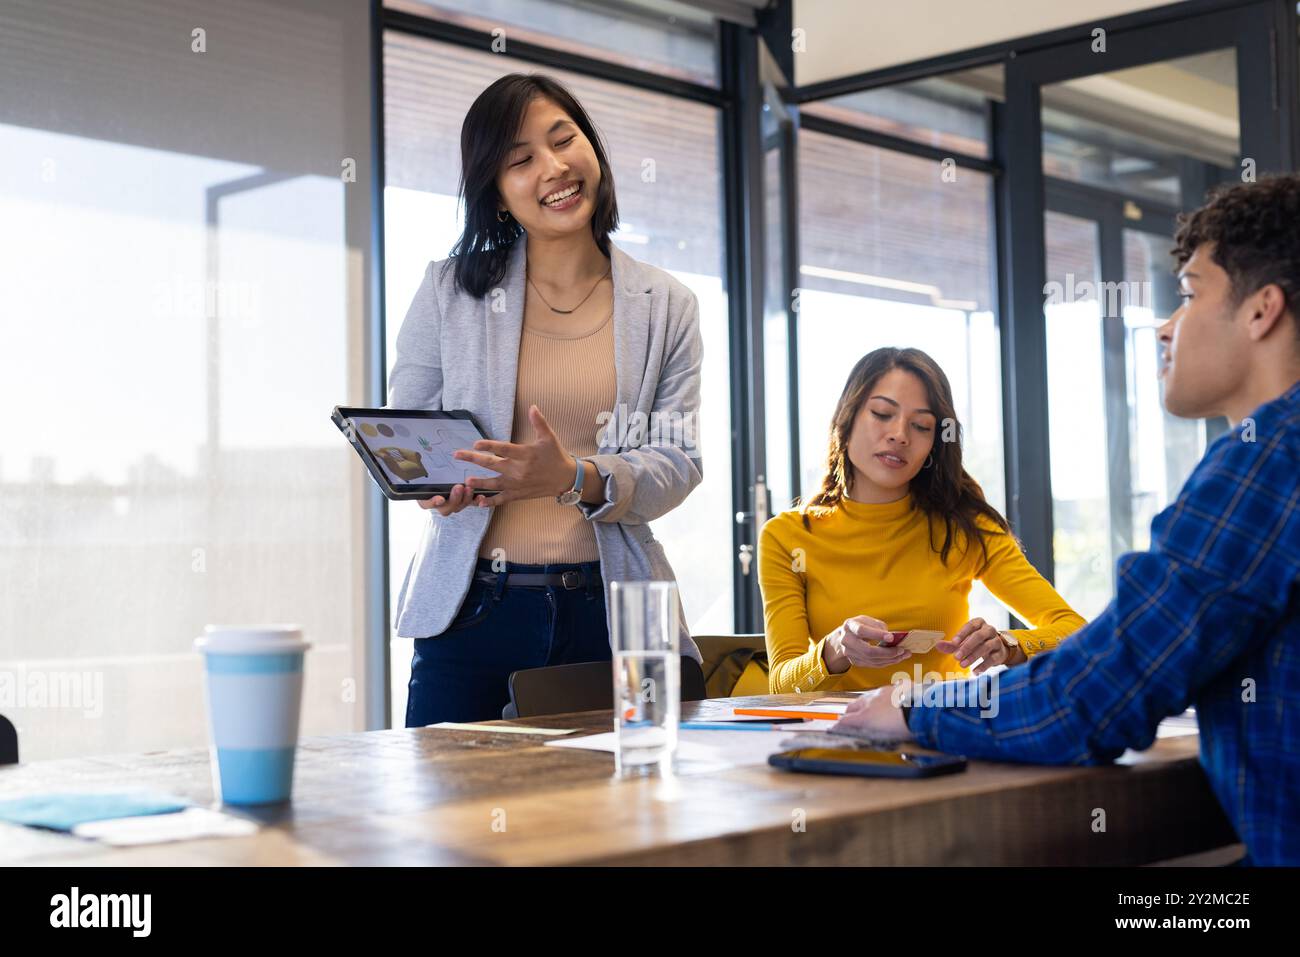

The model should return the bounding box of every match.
[386,236,704,661]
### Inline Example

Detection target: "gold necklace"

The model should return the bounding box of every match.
[527,267,610,315]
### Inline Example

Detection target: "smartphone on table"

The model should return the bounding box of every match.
[768,747,967,778]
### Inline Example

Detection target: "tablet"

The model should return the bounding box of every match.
[331,406,501,501]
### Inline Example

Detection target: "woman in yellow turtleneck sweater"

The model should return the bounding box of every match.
[760,347,1085,694]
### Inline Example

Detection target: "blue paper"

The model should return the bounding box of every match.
[0,793,190,831]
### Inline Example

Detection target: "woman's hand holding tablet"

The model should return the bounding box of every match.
[418,482,485,516]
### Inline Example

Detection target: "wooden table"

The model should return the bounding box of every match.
[0,694,1238,866]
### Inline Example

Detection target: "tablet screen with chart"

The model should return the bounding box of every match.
[343,412,498,488]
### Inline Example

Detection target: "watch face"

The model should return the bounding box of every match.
[557,490,581,506]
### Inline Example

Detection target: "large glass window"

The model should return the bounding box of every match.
[0,0,374,761]
[383,32,731,725]
[385,0,717,85]
[1043,50,1239,205]
[796,130,1008,628]
[800,67,997,159]
[1123,229,1207,550]
[1044,210,1112,617]
[763,142,793,516]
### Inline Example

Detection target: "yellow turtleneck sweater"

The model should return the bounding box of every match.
[759,494,1086,694]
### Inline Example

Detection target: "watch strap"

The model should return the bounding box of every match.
[556,455,583,505]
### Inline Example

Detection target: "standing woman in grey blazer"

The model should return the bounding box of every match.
[387,73,705,725]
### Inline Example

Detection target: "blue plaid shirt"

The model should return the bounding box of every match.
[909,380,1300,865]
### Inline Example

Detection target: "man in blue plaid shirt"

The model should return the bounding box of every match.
[841,175,1300,865]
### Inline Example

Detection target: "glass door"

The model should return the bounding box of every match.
[723,35,798,632]
[1003,1,1292,615]
[1043,182,1216,616]
[1040,47,1240,618]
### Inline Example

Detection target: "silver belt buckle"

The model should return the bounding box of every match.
[561,570,582,590]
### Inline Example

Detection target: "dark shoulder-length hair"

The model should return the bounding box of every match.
[445,73,619,298]
[800,347,1010,567]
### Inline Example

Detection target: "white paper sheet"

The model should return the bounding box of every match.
[1156,709,1199,738]
[428,722,578,735]
[72,807,259,846]
[546,728,810,772]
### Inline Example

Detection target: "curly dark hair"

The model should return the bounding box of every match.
[1172,173,1300,324]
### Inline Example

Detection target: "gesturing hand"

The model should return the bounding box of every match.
[451,405,578,508]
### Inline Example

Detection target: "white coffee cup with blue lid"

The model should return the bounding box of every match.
[195,625,310,806]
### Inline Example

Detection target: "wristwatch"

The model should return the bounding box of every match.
[997,630,1020,656]
[556,454,584,506]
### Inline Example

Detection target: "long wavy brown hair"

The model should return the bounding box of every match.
[801,347,1009,566]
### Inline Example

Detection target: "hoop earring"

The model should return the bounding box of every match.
[496,208,510,223]
[923,453,935,469]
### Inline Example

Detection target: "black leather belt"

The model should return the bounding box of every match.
[473,569,602,590]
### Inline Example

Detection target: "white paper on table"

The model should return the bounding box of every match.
[1156,709,1199,738]
[72,807,259,846]
[733,703,849,717]
[428,722,578,735]
[546,727,815,772]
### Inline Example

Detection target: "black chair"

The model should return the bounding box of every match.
[0,714,18,765]
[504,656,707,719]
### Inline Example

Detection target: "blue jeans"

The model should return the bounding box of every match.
[404,558,611,726]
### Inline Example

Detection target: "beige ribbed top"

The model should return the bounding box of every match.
[477,308,617,565]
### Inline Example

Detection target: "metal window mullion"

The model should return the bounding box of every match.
[1098,207,1135,576]
[997,59,1055,582]
[720,22,766,632]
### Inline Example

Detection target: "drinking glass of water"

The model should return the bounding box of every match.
[610,580,680,776]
